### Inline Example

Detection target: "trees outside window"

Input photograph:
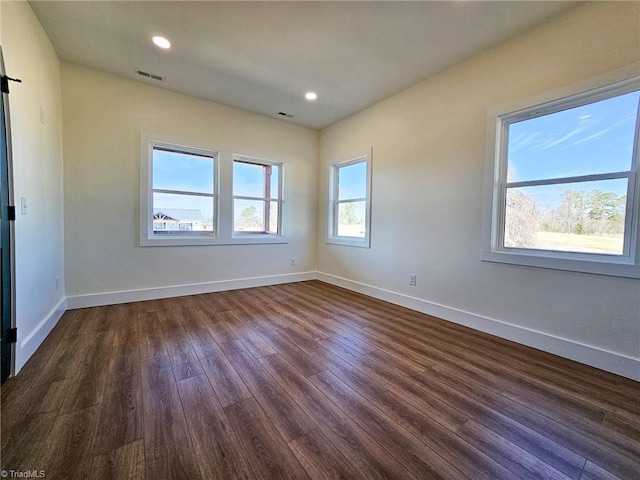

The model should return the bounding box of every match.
[483,74,640,278]
[327,154,372,248]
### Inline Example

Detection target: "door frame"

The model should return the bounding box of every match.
[0,46,17,383]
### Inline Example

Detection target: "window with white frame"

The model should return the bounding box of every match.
[147,143,217,240]
[328,154,371,247]
[141,133,287,246]
[233,157,283,236]
[482,75,640,278]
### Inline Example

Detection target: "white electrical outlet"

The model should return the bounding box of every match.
[290,257,296,266]
[409,274,417,286]
[55,277,60,291]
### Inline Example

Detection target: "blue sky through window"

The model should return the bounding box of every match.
[233,161,279,199]
[153,148,214,194]
[338,161,367,200]
[506,90,638,207]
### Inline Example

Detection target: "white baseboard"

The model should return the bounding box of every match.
[317,272,640,382]
[15,296,67,373]
[66,271,317,309]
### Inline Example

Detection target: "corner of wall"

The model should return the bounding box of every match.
[15,297,66,373]
[4,0,66,376]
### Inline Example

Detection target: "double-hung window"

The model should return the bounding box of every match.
[141,138,217,246]
[482,74,640,278]
[141,134,287,245]
[233,157,283,236]
[327,154,372,247]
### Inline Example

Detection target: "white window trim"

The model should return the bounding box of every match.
[481,65,640,279]
[232,155,285,239]
[140,132,287,246]
[327,151,372,248]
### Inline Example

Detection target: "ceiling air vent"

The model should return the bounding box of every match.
[134,68,164,82]
[278,112,294,118]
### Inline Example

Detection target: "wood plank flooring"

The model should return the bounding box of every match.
[1,280,638,479]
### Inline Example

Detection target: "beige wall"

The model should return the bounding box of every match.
[318,2,640,366]
[1,1,65,370]
[62,63,318,298]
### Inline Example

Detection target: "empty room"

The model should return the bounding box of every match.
[1,1,639,479]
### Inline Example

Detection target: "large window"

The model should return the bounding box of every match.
[327,154,371,247]
[140,133,286,246]
[233,157,282,236]
[482,74,640,278]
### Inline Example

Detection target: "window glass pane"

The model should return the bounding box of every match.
[337,201,366,238]
[234,161,266,198]
[269,165,279,199]
[267,201,279,234]
[504,178,627,254]
[234,199,266,232]
[338,161,367,200]
[507,90,639,182]
[153,148,214,194]
[153,192,214,235]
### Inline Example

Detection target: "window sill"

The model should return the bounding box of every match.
[481,249,640,279]
[326,237,370,248]
[140,235,287,247]
[230,234,287,245]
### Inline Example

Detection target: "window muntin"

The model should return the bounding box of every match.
[328,155,371,247]
[233,157,282,235]
[483,75,640,278]
[151,146,216,237]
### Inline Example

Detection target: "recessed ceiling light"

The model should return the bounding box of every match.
[152,36,171,49]
[305,92,317,101]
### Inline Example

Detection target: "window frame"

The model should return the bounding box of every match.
[232,155,284,238]
[327,153,372,248]
[140,135,219,246]
[481,70,640,278]
[140,132,287,246]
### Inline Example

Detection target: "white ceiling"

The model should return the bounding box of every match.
[29,1,575,129]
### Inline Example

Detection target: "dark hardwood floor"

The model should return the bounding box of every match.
[1,280,638,479]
